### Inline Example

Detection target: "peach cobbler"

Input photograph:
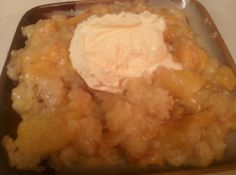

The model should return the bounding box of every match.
[3,0,236,171]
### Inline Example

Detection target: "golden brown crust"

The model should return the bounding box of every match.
[3,0,236,171]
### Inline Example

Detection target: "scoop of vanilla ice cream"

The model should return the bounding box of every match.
[70,11,182,93]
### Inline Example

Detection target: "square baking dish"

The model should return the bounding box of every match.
[0,0,236,174]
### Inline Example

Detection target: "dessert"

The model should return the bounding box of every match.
[2,0,236,172]
[70,11,182,93]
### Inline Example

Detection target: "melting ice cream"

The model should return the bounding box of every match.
[70,11,182,93]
